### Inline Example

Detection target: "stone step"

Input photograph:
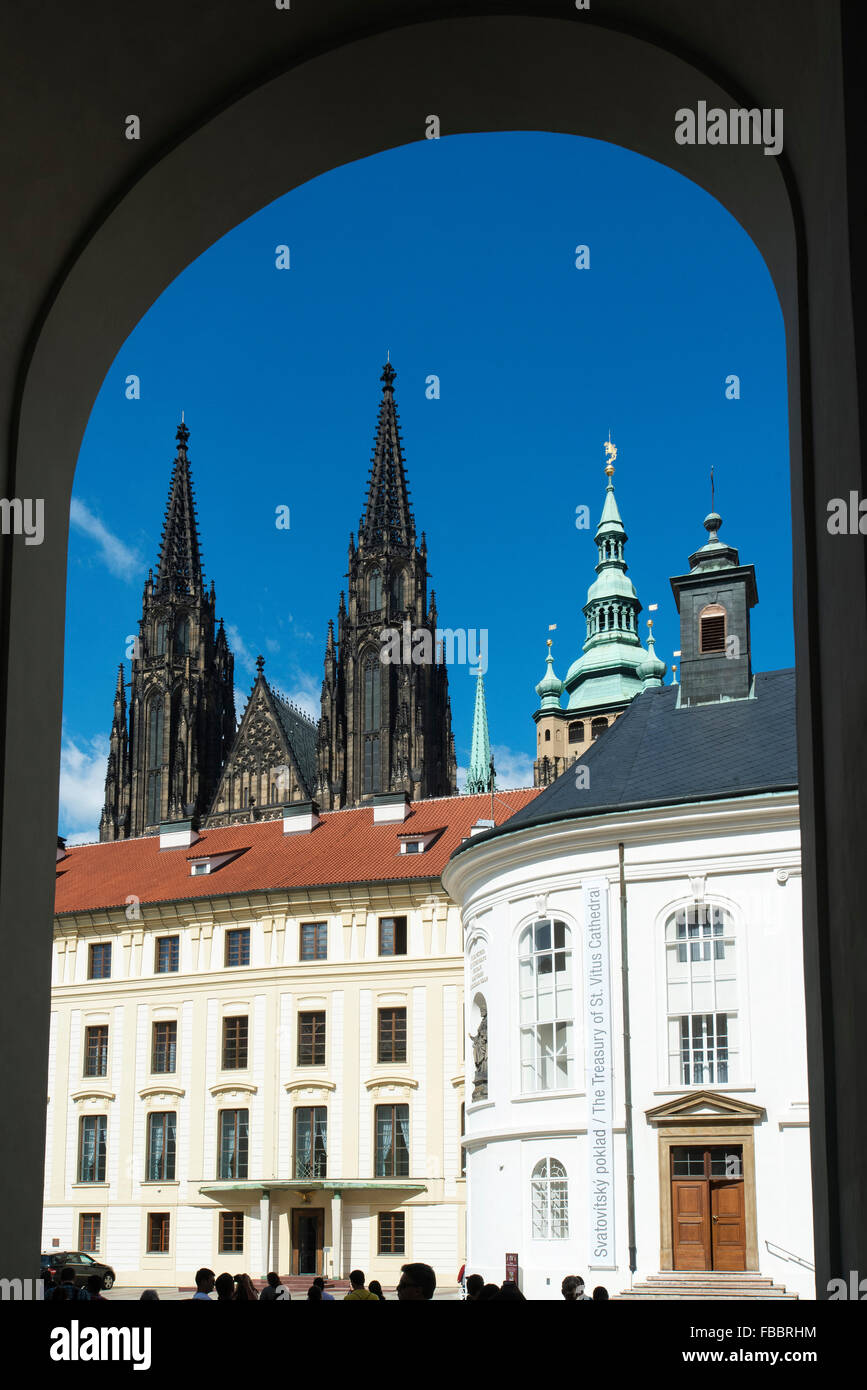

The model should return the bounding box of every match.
[619,1275,798,1300]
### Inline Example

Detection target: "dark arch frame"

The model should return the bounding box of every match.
[2,4,863,1292]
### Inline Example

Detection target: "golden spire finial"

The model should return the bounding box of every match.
[546,638,552,649]
[604,431,617,477]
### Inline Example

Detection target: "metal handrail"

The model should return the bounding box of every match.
[765,1239,814,1271]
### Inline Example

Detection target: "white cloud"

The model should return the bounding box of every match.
[282,667,320,722]
[490,744,534,790]
[226,624,257,675]
[69,499,142,582]
[58,732,109,840]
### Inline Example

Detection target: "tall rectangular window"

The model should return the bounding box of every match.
[297,1011,326,1066]
[378,1211,406,1255]
[375,1104,410,1178]
[219,1212,244,1254]
[294,1107,327,1178]
[377,1007,407,1063]
[219,1109,249,1180]
[379,916,407,957]
[225,928,250,967]
[460,1102,466,1177]
[147,1213,170,1253]
[155,935,179,973]
[84,1025,109,1077]
[300,922,327,961]
[519,919,574,1093]
[79,1213,101,1253]
[151,1021,177,1074]
[678,1013,730,1085]
[78,1115,107,1183]
[88,943,112,980]
[222,1016,248,1070]
[666,907,737,1085]
[146,1112,176,1182]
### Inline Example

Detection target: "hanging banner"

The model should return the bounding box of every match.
[583,877,615,1267]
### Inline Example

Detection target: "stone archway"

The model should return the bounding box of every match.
[2,5,862,1295]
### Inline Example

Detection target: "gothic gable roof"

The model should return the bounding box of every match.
[271,688,318,793]
[208,667,317,809]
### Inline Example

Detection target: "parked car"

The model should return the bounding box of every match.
[40,1252,115,1290]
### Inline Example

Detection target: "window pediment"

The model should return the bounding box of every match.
[139,1084,185,1101]
[365,1076,419,1097]
[284,1080,336,1098]
[70,1087,116,1105]
[209,1081,258,1099]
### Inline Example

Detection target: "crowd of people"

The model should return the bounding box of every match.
[46,1262,610,1301]
[189,1263,437,1300]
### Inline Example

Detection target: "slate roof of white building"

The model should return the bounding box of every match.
[453,668,797,855]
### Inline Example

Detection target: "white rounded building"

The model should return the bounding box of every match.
[444,511,814,1301]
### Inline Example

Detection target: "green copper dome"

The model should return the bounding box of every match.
[535,643,564,711]
[636,625,667,689]
[563,450,661,714]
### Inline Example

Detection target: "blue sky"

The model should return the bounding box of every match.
[60,131,792,842]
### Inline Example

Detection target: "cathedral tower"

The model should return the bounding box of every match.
[99,422,236,839]
[316,362,457,808]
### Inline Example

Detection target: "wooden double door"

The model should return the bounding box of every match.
[672,1145,746,1271]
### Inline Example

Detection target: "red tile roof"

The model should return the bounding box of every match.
[54,790,541,916]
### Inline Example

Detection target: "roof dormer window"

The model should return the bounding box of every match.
[397,828,443,855]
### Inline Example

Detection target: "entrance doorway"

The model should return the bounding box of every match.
[291,1208,324,1276]
[671,1145,746,1271]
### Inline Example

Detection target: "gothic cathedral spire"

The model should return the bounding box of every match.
[316,362,457,808]
[99,422,236,839]
[466,669,494,794]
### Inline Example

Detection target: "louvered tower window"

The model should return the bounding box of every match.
[699,604,727,653]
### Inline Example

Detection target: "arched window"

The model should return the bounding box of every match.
[699,603,727,654]
[391,570,405,610]
[146,698,163,825]
[665,905,737,1086]
[591,717,608,740]
[544,729,551,742]
[531,1157,569,1239]
[154,620,167,657]
[363,655,381,732]
[368,569,382,611]
[175,615,190,654]
[518,920,573,1092]
[568,722,583,744]
[598,609,606,631]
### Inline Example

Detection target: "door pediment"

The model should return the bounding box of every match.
[646,1090,765,1125]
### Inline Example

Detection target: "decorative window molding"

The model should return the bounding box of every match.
[138,1084,185,1101]
[364,1076,419,1095]
[209,1081,258,1099]
[71,1087,116,1105]
[284,1079,337,1096]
